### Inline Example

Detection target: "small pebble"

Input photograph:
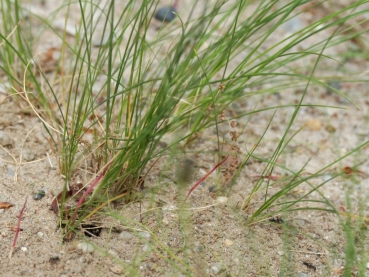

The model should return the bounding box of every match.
[208,185,217,193]
[22,148,35,161]
[118,231,134,240]
[216,196,228,204]
[37,232,44,238]
[7,167,15,176]
[110,265,123,274]
[138,231,151,239]
[108,249,118,257]
[21,246,27,252]
[0,131,13,147]
[224,239,234,246]
[211,262,223,274]
[154,6,177,22]
[298,273,309,277]
[326,81,342,94]
[283,17,303,33]
[34,190,46,200]
[142,244,151,252]
[77,242,94,253]
[305,119,322,131]
[78,257,86,263]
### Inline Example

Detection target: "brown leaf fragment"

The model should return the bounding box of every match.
[0,202,14,209]
[10,226,24,232]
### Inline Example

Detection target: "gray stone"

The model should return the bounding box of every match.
[118,231,134,240]
[211,262,223,274]
[22,148,35,161]
[0,131,12,147]
[138,231,151,239]
[77,242,94,253]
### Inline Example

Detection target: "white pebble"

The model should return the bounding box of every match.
[77,242,94,253]
[119,231,133,240]
[138,231,151,239]
[37,232,44,238]
[216,196,228,204]
[211,263,223,274]
[21,246,27,252]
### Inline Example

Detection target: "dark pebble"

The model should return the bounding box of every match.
[208,185,217,193]
[154,6,177,22]
[33,190,46,200]
[326,81,342,94]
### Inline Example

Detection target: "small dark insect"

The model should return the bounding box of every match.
[269,216,284,224]
[303,261,316,271]
[49,256,60,264]
[81,224,102,237]
[33,190,46,200]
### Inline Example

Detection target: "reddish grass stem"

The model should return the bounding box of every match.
[9,197,27,258]
[184,156,229,202]
[70,162,112,224]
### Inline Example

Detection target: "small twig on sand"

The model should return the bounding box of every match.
[9,197,27,259]
[185,156,229,202]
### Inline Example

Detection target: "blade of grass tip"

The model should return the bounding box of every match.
[70,162,112,224]
[185,156,229,202]
[9,197,27,259]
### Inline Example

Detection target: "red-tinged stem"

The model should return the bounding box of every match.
[70,162,112,224]
[184,156,229,202]
[9,197,27,258]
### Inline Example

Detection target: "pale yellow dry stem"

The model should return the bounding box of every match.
[13,52,63,135]
[8,246,14,259]
[0,21,20,48]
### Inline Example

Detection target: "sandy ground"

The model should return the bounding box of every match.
[1,0,369,276]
